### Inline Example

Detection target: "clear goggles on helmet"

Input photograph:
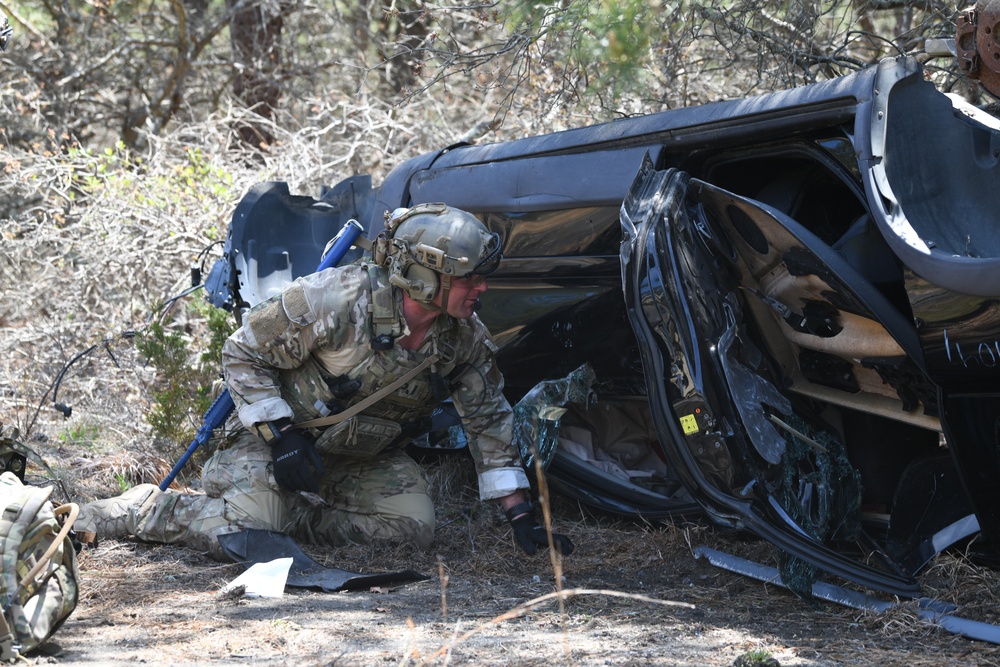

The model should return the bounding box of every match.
[465,232,503,277]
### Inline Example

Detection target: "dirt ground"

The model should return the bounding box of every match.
[27,455,1000,667]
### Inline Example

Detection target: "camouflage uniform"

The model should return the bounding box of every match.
[131,263,529,556]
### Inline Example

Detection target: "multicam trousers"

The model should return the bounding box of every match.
[134,430,436,557]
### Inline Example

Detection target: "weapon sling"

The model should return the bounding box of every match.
[294,354,439,430]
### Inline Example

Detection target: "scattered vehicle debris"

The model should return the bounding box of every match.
[696,546,1000,644]
[218,529,428,593]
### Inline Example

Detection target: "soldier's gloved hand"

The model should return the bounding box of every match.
[270,426,324,494]
[507,502,575,556]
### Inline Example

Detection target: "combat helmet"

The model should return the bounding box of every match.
[376,202,502,306]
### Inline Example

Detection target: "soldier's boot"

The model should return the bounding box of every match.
[75,483,161,542]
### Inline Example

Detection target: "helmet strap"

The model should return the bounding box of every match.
[436,274,452,316]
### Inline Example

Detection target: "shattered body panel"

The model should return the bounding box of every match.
[208,56,1000,600]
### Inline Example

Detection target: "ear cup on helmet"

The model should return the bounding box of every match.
[400,263,438,302]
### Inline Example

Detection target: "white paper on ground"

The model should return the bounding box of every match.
[221,557,293,598]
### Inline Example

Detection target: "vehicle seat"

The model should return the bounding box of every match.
[753,171,807,220]
[832,214,911,313]
[833,215,902,286]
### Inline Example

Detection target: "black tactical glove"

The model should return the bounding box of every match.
[268,421,324,494]
[507,501,575,556]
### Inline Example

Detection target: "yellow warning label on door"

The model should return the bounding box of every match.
[679,414,699,435]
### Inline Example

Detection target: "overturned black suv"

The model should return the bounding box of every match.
[206,56,1000,600]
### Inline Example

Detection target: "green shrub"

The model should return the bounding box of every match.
[134,299,235,449]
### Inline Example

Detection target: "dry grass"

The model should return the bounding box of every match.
[58,464,1000,667]
[68,510,1000,667]
[921,550,1000,614]
[76,541,232,606]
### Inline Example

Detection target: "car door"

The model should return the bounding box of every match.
[619,152,927,597]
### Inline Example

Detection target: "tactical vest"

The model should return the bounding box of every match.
[277,267,462,435]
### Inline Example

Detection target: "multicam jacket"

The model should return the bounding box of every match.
[221,263,529,500]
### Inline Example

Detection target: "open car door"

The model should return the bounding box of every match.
[618,153,953,598]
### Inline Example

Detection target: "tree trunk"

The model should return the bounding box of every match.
[227,0,286,149]
[377,1,430,94]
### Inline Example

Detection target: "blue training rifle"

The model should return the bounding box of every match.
[158,219,366,490]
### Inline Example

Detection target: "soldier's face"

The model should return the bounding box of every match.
[438,275,488,318]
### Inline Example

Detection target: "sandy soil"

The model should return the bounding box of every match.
[33,460,1000,667]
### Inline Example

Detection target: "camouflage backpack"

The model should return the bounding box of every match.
[0,428,79,660]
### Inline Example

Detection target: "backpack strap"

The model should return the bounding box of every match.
[0,479,51,601]
[0,492,77,660]
[15,503,77,593]
[367,264,403,350]
[0,475,52,656]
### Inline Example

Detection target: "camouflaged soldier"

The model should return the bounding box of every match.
[77,203,574,558]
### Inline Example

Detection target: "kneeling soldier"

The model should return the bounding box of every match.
[77,204,574,558]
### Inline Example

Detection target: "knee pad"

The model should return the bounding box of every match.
[374,492,435,548]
